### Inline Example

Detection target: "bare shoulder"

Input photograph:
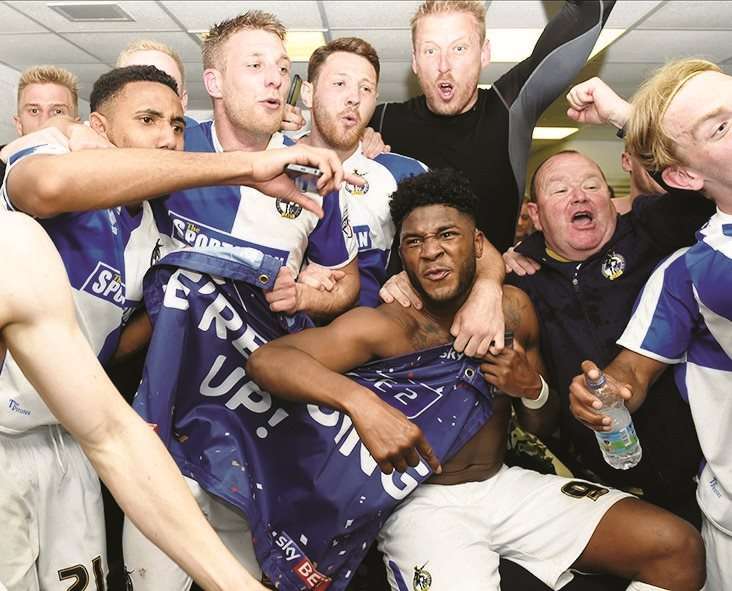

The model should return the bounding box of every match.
[501,285,539,343]
[0,213,70,324]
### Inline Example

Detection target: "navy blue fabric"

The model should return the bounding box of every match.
[135,248,495,591]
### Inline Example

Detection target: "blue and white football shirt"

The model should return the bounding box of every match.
[151,120,357,276]
[338,145,427,307]
[0,143,155,432]
[618,210,732,533]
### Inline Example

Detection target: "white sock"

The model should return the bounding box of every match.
[626,583,670,591]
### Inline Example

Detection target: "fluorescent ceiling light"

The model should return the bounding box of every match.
[286,31,327,62]
[487,28,624,62]
[532,127,578,140]
[190,30,326,62]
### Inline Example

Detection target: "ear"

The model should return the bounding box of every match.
[620,151,632,173]
[411,49,418,75]
[12,114,22,136]
[661,165,705,191]
[203,68,223,99]
[526,202,543,232]
[180,89,189,111]
[474,229,485,258]
[480,38,491,69]
[88,112,110,139]
[301,81,314,110]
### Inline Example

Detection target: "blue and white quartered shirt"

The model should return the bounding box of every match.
[151,120,358,276]
[337,144,426,307]
[0,143,156,432]
[618,210,732,533]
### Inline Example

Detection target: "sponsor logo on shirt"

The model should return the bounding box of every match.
[354,224,372,250]
[169,211,238,249]
[81,262,126,306]
[8,399,31,416]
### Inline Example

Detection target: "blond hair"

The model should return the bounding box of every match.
[116,39,186,87]
[626,58,721,172]
[17,65,79,115]
[411,1,486,44]
[202,10,286,70]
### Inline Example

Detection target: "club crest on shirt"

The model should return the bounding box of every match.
[345,169,369,197]
[276,198,303,219]
[413,563,432,591]
[601,250,625,280]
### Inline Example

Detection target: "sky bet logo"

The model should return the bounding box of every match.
[273,531,332,590]
[81,262,125,307]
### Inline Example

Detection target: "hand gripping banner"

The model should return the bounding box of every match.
[135,247,495,591]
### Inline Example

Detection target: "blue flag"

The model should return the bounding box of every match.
[135,248,496,591]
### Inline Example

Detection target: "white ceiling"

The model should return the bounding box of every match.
[1,0,731,146]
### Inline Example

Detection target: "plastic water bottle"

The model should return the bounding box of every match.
[587,372,642,470]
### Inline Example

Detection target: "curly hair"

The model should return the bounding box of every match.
[90,65,179,112]
[389,168,477,233]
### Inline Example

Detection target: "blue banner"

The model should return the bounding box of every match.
[135,248,496,591]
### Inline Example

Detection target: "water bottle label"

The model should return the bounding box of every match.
[597,424,639,454]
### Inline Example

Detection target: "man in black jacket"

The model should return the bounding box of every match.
[510,149,715,524]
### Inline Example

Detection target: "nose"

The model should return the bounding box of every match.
[264,63,284,89]
[438,51,450,74]
[421,235,444,260]
[345,83,360,107]
[159,126,179,150]
[570,186,590,203]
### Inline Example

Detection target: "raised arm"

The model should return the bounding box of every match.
[0,213,264,591]
[4,140,362,219]
[494,0,616,120]
[246,306,441,474]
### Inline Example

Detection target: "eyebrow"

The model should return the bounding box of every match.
[691,106,728,139]
[402,224,459,238]
[135,108,164,118]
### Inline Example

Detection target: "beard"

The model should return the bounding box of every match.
[312,101,364,151]
[404,253,476,310]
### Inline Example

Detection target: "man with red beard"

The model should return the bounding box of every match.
[299,37,507,360]
[508,149,714,524]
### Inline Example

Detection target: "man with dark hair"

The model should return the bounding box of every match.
[0,64,356,588]
[248,169,704,591]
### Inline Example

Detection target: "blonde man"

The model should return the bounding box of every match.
[116,39,188,109]
[123,12,361,591]
[13,65,79,136]
[567,60,732,590]
[373,0,615,357]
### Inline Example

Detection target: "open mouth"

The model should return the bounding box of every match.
[437,81,455,100]
[340,111,360,126]
[424,267,450,281]
[571,210,594,228]
[261,97,282,110]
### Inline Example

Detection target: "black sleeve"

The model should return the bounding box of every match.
[493,0,615,116]
[369,103,388,133]
[631,191,716,253]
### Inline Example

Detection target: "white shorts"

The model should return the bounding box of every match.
[701,515,732,591]
[377,465,631,591]
[122,476,260,591]
[0,427,107,591]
